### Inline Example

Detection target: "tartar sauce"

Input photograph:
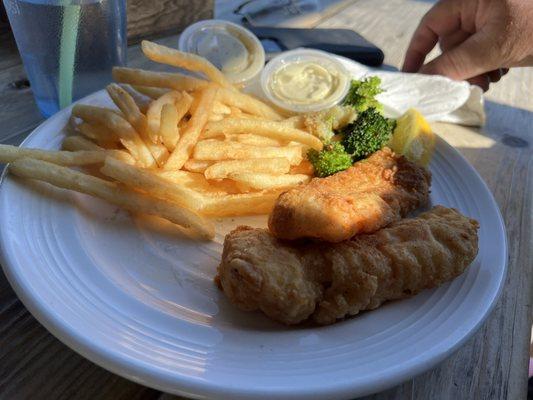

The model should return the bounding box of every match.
[269,61,342,105]
[261,49,350,113]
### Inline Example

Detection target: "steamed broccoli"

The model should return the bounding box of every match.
[307,142,352,178]
[342,76,383,113]
[340,108,396,161]
[306,76,392,178]
[302,106,357,141]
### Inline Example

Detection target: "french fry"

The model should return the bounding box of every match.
[228,106,243,118]
[229,172,310,190]
[152,92,194,151]
[106,83,147,136]
[72,104,156,167]
[193,140,303,165]
[157,170,240,195]
[178,119,188,130]
[282,115,305,129]
[119,84,151,113]
[79,106,165,165]
[241,113,265,120]
[204,158,290,180]
[107,84,169,165]
[142,140,170,168]
[204,118,323,150]
[0,144,106,165]
[199,190,283,217]
[77,122,118,147]
[100,156,204,211]
[207,179,241,194]
[208,113,224,122]
[218,88,282,120]
[107,151,137,165]
[156,169,211,188]
[175,91,194,118]
[66,115,79,135]
[146,91,182,142]
[62,136,136,165]
[62,135,103,151]
[182,159,213,173]
[191,99,229,119]
[141,40,233,89]
[132,86,170,99]
[159,103,180,151]
[164,86,218,170]
[227,133,283,147]
[228,106,264,120]
[113,67,208,92]
[212,101,231,115]
[161,92,194,151]
[9,158,213,239]
[187,91,201,115]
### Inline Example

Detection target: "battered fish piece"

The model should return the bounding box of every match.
[217,206,479,325]
[268,147,431,242]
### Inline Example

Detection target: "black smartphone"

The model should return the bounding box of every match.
[248,27,385,66]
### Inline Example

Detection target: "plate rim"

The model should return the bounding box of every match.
[0,90,508,399]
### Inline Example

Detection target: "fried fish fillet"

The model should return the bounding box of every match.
[268,147,431,242]
[217,206,479,325]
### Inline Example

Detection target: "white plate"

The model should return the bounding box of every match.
[0,90,506,400]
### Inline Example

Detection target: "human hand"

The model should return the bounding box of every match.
[402,0,533,91]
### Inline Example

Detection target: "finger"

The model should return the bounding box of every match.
[402,0,462,72]
[420,30,498,80]
[468,75,490,92]
[439,30,471,52]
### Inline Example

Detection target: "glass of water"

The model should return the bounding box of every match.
[3,0,127,117]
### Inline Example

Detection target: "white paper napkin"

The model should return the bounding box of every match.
[335,57,486,126]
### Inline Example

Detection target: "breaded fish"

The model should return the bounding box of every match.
[217,206,479,325]
[268,147,431,242]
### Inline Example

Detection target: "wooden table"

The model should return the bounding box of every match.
[0,1,531,399]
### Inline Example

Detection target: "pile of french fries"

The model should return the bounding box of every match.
[1,40,323,240]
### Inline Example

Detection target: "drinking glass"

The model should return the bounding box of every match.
[3,0,127,117]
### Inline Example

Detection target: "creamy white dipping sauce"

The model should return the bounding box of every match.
[269,61,344,105]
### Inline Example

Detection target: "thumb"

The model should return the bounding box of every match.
[420,31,497,80]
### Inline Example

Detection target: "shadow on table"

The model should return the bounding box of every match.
[482,100,532,144]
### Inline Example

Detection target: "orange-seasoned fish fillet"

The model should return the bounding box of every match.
[268,147,431,242]
[217,206,479,325]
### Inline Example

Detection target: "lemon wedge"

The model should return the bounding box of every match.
[389,108,435,167]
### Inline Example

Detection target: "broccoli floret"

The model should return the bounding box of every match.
[305,76,391,177]
[307,142,353,178]
[340,108,396,160]
[342,76,383,113]
[302,106,357,141]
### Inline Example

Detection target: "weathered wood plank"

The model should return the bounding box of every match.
[0,62,43,145]
[216,0,354,28]
[126,0,214,43]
